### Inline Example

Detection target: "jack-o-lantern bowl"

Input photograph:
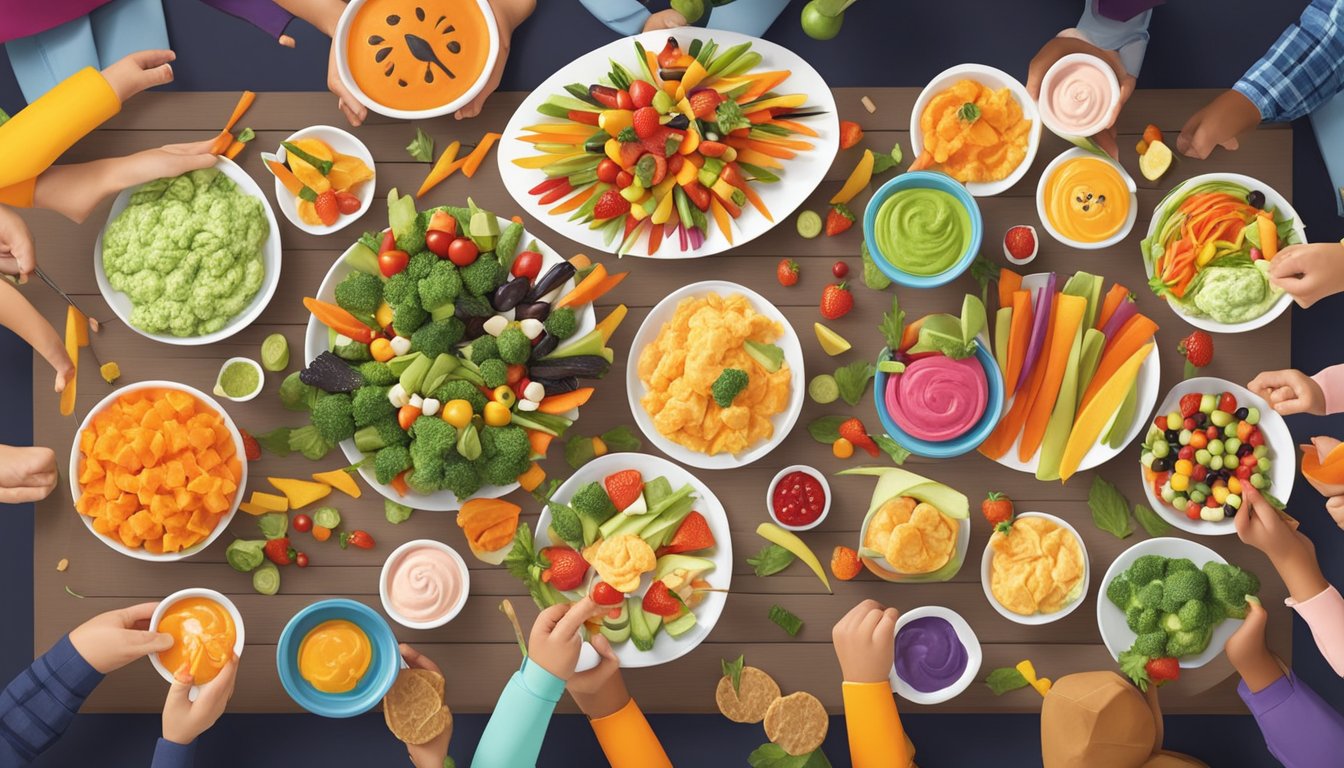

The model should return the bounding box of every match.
[335,0,499,119]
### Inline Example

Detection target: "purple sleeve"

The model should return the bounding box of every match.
[199,0,294,40]
[1239,672,1344,768]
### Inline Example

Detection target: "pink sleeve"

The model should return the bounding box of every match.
[1312,364,1344,415]
[1287,584,1344,676]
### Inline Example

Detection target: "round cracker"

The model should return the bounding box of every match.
[384,669,452,745]
[715,666,781,723]
[764,691,828,756]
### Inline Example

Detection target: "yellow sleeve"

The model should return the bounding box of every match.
[842,681,914,768]
[0,67,122,194]
[588,698,672,768]
[0,178,36,208]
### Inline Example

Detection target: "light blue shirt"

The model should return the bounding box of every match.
[578,0,791,38]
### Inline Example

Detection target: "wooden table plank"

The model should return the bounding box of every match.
[30,88,1291,714]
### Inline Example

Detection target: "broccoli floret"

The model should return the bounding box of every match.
[1165,624,1213,658]
[357,361,397,386]
[334,270,383,315]
[1127,555,1167,585]
[333,338,372,363]
[310,393,355,444]
[440,456,482,499]
[392,301,429,337]
[352,385,393,427]
[497,326,530,365]
[483,425,530,462]
[1161,570,1210,612]
[454,294,493,317]
[544,307,578,340]
[1106,574,1133,610]
[469,335,500,365]
[1204,562,1260,620]
[433,380,487,412]
[460,256,504,296]
[1137,581,1164,610]
[377,416,411,447]
[418,261,463,311]
[1131,631,1169,658]
[411,318,465,358]
[396,221,428,256]
[1175,599,1210,630]
[549,505,584,548]
[479,359,508,388]
[1124,604,1160,634]
[383,271,418,307]
[711,368,749,408]
[374,444,413,484]
[1165,558,1198,575]
[410,415,457,455]
[406,464,444,495]
[571,481,616,524]
[407,251,437,280]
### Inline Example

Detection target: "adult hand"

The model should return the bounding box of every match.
[1176,89,1261,160]
[0,205,36,281]
[528,598,602,681]
[0,444,58,503]
[1026,36,1135,160]
[1236,487,1329,603]
[565,635,628,719]
[101,50,176,103]
[398,644,452,768]
[455,0,536,120]
[832,599,900,684]
[1267,242,1344,309]
[68,602,173,674]
[162,655,238,745]
[1248,368,1326,416]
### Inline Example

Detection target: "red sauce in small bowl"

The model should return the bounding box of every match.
[771,471,826,527]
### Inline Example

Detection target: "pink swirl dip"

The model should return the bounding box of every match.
[885,355,988,442]
[1041,56,1116,136]
[386,546,463,624]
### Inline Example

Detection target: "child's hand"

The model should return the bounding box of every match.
[33,140,217,223]
[643,9,688,32]
[0,205,36,282]
[1248,368,1326,416]
[0,444,58,503]
[454,0,536,120]
[832,599,900,684]
[565,635,628,719]
[1267,242,1344,309]
[1236,487,1330,603]
[68,602,174,674]
[101,50,177,103]
[528,598,602,681]
[327,42,368,127]
[1176,89,1262,159]
[1223,596,1282,692]
[162,655,238,745]
[1026,36,1134,159]
[398,644,452,768]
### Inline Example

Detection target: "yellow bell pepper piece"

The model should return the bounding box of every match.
[59,306,81,416]
[1015,660,1038,684]
[1032,678,1053,696]
[757,522,831,592]
[651,190,676,225]
[312,468,362,499]
[512,152,585,169]
[238,501,270,516]
[830,149,874,205]
[599,110,633,137]
[267,477,331,509]
[375,302,394,329]
[248,491,289,513]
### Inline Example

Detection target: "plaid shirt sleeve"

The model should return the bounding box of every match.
[1235,0,1344,123]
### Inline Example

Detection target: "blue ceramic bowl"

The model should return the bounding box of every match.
[873,342,1005,459]
[277,599,400,718]
[862,171,983,289]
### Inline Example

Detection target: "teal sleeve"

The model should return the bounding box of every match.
[470,659,565,768]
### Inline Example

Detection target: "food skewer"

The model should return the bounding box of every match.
[32,267,106,369]
[499,599,528,658]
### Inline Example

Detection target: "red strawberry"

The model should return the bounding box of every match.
[1185,500,1202,520]
[239,428,261,461]
[314,190,340,226]
[819,282,854,320]
[618,141,645,168]
[588,84,621,109]
[839,120,864,149]
[592,189,631,220]
[591,581,624,606]
[264,537,295,566]
[540,546,589,592]
[682,180,711,210]
[641,126,684,157]
[661,511,715,555]
[1179,393,1203,418]
[603,469,644,512]
[1150,470,1169,499]
[981,492,1014,526]
[633,106,662,139]
[629,80,657,110]
[642,581,684,618]
[838,418,879,456]
[1003,225,1037,263]
[777,258,800,287]
[688,88,724,120]
[1218,392,1237,413]
[1178,331,1213,378]
[1145,657,1180,687]
[824,203,855,237]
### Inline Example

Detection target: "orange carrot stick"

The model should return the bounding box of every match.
[222,91,255,133]
[462,132,502,178]
[538,388,595,414]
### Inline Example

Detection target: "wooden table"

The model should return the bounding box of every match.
[28,88,1292,715]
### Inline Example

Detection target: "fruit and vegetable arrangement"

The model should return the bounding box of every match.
[264,136,373,227]
[512,35,827,255]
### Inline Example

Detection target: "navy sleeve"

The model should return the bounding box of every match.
[0,634,103,765]
[150,738,197,768]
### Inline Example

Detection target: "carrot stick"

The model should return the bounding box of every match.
[224,140,246,160]
[222,91,255,133]
[266,159,306,198]
[390,472,409,497]
[979,306,1056,460]
[517,463,546,492]
[725,137,795,159]
[738,182,773,222]
[1079,314,1159,412]
[550,184,599,215]
[998,268,1022,311]
[302,297,376,343]
[709,197,733,244]
[769,118,819,137]
[1005,290,1032,398]
[417,140,462,198]
[517,133,589,145]
[1018,294,1086,462]
[748,134,813,151]
[538,387,594,414]
[527,430,554,458]
[556,264,607,309]
[1094,283,1131,331]
[462,132,502,178]
[207,129,234,155]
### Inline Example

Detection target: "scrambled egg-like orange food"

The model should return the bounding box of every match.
[638,293,791,456]
[863,496,959,574]
[917,79,1031,183]
[288,138,373,225]
[989,516,1085,615]
[585,533,656,593]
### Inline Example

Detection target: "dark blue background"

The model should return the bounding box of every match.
[3,1,1343,765]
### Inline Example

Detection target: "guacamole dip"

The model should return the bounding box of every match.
[874,188,970,276]
[102,168,268,337]
[1189,262,1283,324]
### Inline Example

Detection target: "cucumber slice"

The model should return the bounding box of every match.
[252,562,280,595]
[796,210,822,239]
[312,506,341,529]
[808,374,839,404]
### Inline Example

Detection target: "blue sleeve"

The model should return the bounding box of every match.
[150,738,196,768]
[0,634,103,765]
[1234,0,1344,123]
[1071,0,1152,76]
[578,0,650,37]
[705,0,792,37]
[470,659,564,768]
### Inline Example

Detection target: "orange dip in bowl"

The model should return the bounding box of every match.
[157,597,236,684]
[345,0,491,113]
[1043,155,1130,244]
[298,619,372,694]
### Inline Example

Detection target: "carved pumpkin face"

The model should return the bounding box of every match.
[346,0,490,112]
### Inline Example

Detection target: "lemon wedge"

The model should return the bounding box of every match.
[1140,140,1173,181]
[814,322,851,356]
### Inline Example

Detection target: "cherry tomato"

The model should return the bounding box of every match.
[591,581,624,606]
[379,230,396,254]
[336,191,361,215]
[596,158,620,184]
[511,250,543,280]
[293,513,313,533]
[447,237,479,267]
[832,261,849,278]
[615,171,633,189]
[340,530,375,550]
[312,525,331,542]
[295,552,309,568]
[378,248,409,277]
[426,229,454,259]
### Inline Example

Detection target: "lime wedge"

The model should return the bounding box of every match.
[808,374,839,404]
[261,333,290,372]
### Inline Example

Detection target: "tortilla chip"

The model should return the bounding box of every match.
[384,668,452,746]
[764,691,828,756]
[715,666,781,723]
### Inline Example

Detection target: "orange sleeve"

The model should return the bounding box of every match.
[0,67,122,196]
[842,682,914,768]
[588,698,672,768]
[0,178,36,208]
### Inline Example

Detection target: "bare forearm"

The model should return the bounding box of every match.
[31,160,123,223]
[493,0,536,33]
[1275,554,1331,605]
[0,282,66,373]
[274,0,345,35]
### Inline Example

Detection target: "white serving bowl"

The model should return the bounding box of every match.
[889,605,982,705]
[272,126,376,235]
[765,465,830,532]
[148,588,245,693]
[909,63,1042,197]
[980,512,1090,625]
[1035,147,1138,250]
[379,538,471,629]
[68,380,246,562]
